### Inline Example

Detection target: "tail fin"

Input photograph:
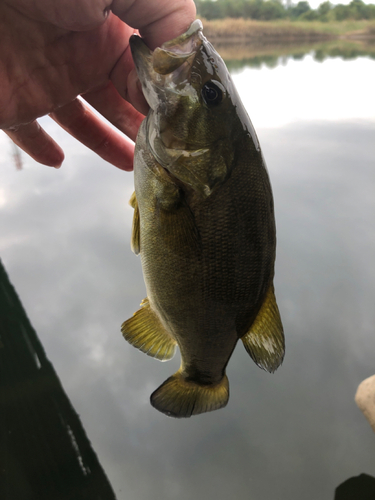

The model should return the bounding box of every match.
[150,371,229,418]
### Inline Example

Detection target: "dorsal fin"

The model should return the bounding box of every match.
[241,285,285,373]
[121,298,177,361]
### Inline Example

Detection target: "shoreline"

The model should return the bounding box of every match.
[201,18,375,43]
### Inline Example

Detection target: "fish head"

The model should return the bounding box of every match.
[130,20,259,198]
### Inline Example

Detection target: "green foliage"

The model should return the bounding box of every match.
[195,0,288,20]
[288,1,312,18]
[195,0,375,21]
[331,0,375,20]
[317,0,332,21]
[299,8,320,19]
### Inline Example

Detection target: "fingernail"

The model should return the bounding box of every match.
[53,163,62,169]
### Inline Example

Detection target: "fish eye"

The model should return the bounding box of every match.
[201,81,223,106]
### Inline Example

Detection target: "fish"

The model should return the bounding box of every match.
[122,20,284,418]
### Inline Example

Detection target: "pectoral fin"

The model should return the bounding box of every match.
[158,201,201,257]
[122,298,177,361]
[241,285,285,373]
[129,191,140,255]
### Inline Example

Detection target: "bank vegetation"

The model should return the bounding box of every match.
[196,0,375,41]
[201,17,375,42]
[196,0,375,22]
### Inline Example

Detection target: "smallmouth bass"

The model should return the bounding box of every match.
[122,20,284,418]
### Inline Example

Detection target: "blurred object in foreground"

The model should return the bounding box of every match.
[355,374,375,434]
[11,141,23,170]
[335,473,375,500]
[0,258,117,500]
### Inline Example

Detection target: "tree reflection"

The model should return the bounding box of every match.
[218,39,375,72]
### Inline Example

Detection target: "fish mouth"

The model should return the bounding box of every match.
[129,20,203,107]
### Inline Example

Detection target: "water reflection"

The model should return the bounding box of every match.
[0,44,374,500]
[218,39,375,71]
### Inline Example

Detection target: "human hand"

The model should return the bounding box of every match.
[0,0,196,170]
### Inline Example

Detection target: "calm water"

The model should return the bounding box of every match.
[1,45,374,499]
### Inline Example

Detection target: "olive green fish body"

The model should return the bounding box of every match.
[122,20,284,418]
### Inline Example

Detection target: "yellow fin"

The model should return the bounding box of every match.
[121,298,177,361]
[150,371,229,418]
[129,191,140,255]
[129,191,137,209]
[241,285,285,373]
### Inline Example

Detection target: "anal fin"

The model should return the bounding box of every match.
[121,298,177,361]
[241,284,285,373]
[150,370,229,418]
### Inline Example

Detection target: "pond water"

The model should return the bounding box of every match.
[1,42,374,500]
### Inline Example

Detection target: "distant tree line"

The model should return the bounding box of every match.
[195,0,375,21]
